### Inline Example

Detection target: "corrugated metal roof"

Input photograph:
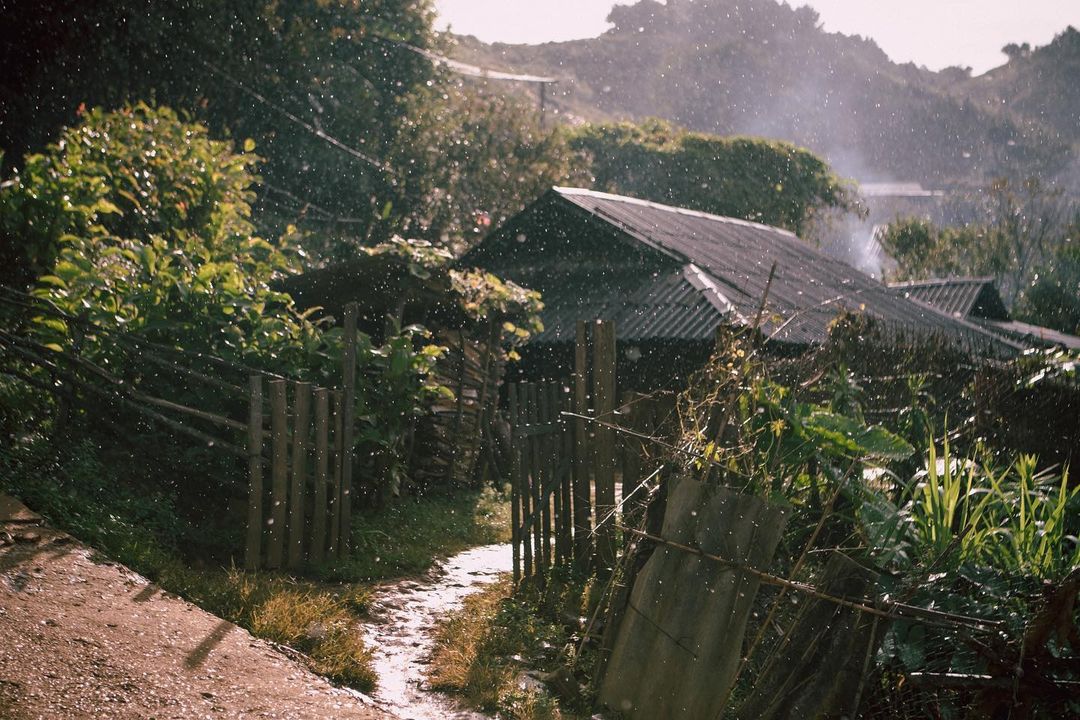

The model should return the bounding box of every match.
[889,277,1001,319]
[976,319,1080,351]
[466,188,1024,356]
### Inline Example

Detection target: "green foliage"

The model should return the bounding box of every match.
[318,486,510,582]
[1015,233,1080,335]
[862,435,1080,580]
[565,119,860,238]
[0,0,437,248]
[2,104,323,374]
[880,177,1077,309]
[390,82,583,250]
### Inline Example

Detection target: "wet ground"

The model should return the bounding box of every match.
[361,544,512,720]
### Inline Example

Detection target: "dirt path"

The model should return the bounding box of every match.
[361,544,512,720]
[0,495,392,720]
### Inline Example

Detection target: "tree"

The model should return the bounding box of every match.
[880,177,1076,308]
[0,0,438,255]
[565,118,860,238]
[0,104,322,372]
[387,80,583,254]
[1015,226,1080,334]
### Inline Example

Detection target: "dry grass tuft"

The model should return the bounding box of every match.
[427,576,583,720]
[249,588,376,692]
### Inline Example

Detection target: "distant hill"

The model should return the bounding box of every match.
[447,0,1078,190]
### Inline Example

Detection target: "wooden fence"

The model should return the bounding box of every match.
[243,303,358,570]
[508,320,676,585]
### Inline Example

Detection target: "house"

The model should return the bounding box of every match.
[891,277,1080,351]
[460,187,1024,388]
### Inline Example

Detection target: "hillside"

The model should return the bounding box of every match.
[447,0,1078,190]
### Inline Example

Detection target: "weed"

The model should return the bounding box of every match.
[428,575,595,720]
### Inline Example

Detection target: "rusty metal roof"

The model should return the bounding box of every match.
[465,188,1024,356]
[889,277,1010,321]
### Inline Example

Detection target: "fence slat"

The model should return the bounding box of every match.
[621,391,641,505]
[592,320,617,574]
[329,390,344,558]
[539,383,552,573]
[244,375,264,570]
[311,388,330,566]
[573,321,592,569]
[518,384,533,580]
[509,383,522,584]
[288,381,312,569]
[527,383,543,577]
[267,379,288,569]
[560,383,574,569]
[340,302,358,557]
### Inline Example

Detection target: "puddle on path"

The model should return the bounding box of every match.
[362,543,512,720]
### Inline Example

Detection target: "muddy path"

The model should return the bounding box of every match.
[362,544,512,720]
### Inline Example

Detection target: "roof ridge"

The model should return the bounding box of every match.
[889,276,996,288]
[552,186,801,238]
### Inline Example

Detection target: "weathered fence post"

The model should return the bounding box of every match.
[516,384,534,580]
[528,383,543,579]
[267,378,288,569]
[509,383,522,584]
[288,381,312,569]
[539,383,553,573]
[558,383,573,567]
[311,388,330,566]
[244,374,264,570]
[340,302,358,557]
[621,391,641,505]
[592,320,617,574]
[573,321,592,569]
[329,390,344,558]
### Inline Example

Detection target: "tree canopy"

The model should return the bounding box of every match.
[565,119,860,238]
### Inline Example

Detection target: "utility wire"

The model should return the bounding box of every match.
[197,58,394,176]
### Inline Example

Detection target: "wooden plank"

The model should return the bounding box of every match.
[572,321,592,569]
[244,375,264,570]
[518,384,533,580]
[527,383,543,577]
[560,383,574,569]
[329,390,344,558]
[288,381,312,569]
[267,379,288,570]
[509,383,522,585]
[539,383,552,573]
[311,388,330,566]
[340,302,358,557]
[621,391,641,505]
[592,319,617,574]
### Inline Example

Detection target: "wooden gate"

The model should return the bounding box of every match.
[508,320,676,584]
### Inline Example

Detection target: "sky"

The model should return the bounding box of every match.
[434,0,1080,75]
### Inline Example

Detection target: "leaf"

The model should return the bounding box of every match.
[243,138,256,152]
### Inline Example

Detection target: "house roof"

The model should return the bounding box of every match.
[465,188,1024,356]
[889,277,1011,321]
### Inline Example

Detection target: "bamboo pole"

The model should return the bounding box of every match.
[288,381,312,569]
[340,302,358,557]
[517,384,533,580]
[527,383,543,578]
[267,379,288,569]
[558,383,573,568]
[572,321,592,569]
[311,388,330,566]
[509,384,522,584]
[538,383,552,572]
[244,375,264,570]
[329,390,344,558]
[592,320,617,574]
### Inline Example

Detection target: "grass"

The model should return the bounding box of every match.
[1,440,514,695]
[427,573,598,720]
[318,484,512,582]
